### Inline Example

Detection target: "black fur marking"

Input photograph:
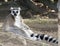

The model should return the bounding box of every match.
[49,38,53,42]
[40,34,44,40]
[35,34,39,38]
[52,40,56,43]
[56,41,58,44]
[31,34,34,37]
[45,37,49,41]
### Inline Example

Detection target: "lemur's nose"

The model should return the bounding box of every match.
[14,13,17,16]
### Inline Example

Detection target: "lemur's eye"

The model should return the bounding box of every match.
[13,11,15,13]
[16,11,18,13]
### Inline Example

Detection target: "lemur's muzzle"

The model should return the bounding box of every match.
[13,11,17,16]
[14,13,17,16]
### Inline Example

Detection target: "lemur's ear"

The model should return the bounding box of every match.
[18,7,21,10]
[10,7,13,10]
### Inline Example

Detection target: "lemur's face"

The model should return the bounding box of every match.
[10,7,21,16]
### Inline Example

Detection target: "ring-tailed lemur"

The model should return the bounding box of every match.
[3,7,58,44]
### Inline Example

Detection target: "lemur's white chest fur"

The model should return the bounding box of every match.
[10,7,34,37]
[10,7,22,28]
[14,15,21,28]
[14,14,34,37]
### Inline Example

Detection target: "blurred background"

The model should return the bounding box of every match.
[0,0,58,19]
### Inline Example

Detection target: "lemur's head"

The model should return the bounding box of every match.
[10,7,21,16]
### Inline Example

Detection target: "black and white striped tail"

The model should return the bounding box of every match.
[30,34,58,44]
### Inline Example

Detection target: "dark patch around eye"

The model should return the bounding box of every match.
[13,11,15,13]
[16,11,18,13]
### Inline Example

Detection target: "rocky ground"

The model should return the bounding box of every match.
[0,31,58,46]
